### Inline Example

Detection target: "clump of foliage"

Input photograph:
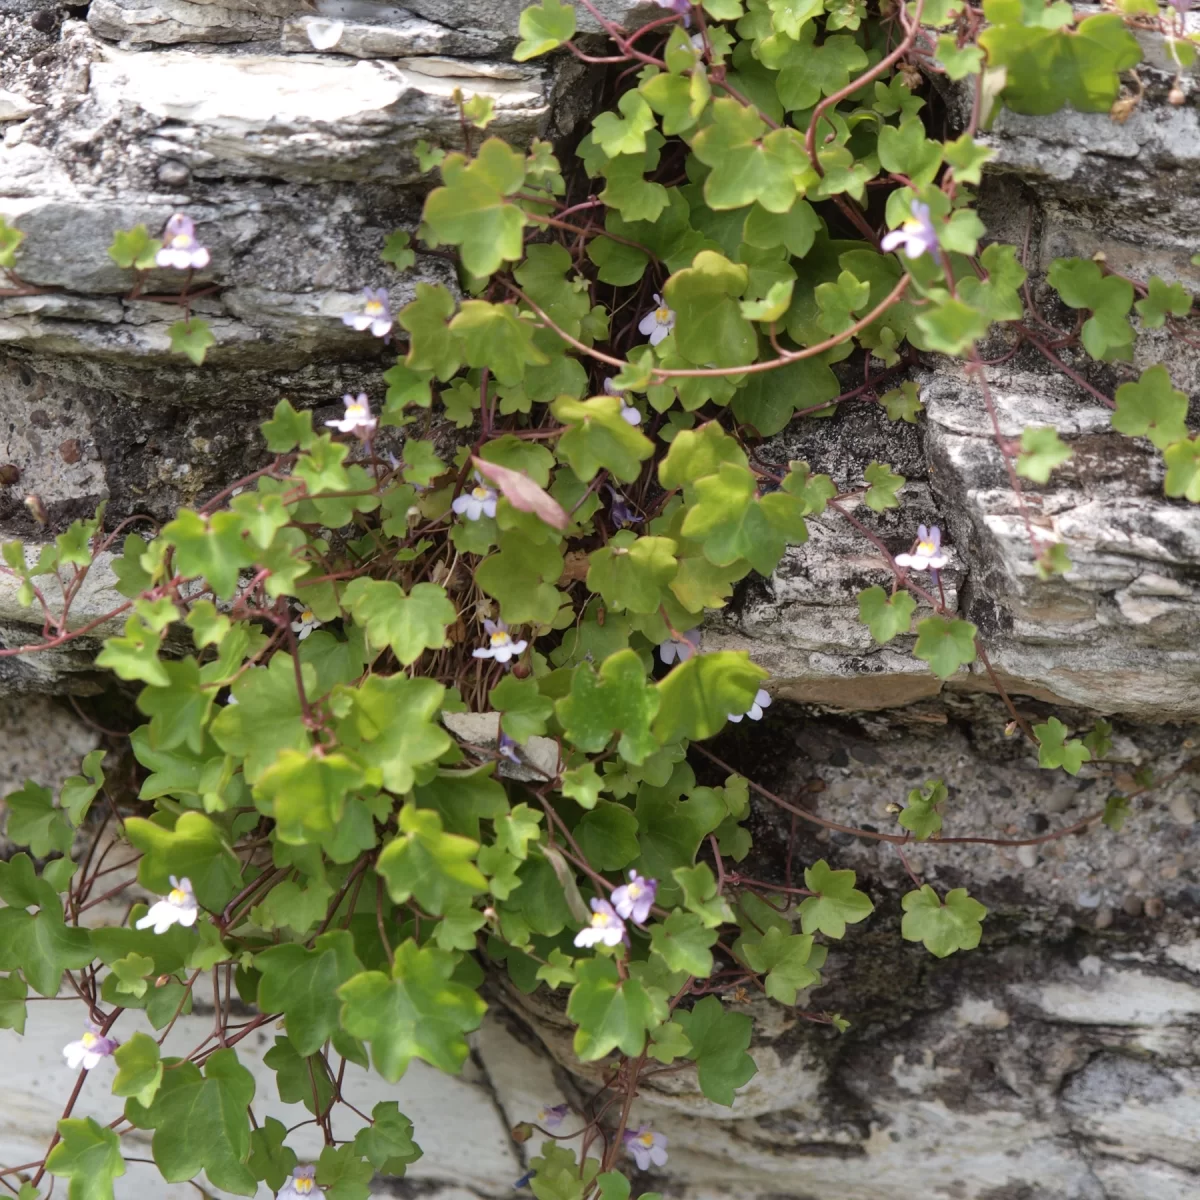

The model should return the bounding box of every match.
[0,0,1196,1196]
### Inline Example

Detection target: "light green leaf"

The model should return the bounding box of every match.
[900,885,987,957]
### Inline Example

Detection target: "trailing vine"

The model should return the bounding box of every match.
[1,0,1198,1196]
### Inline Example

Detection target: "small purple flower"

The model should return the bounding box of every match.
[658,628,700,665]
[473,618,527,664]
[452,478,498,521]
[291,605,322,641]
[1170,0,1191,15]
[728,687,771,724]
[605,485,641,529]
[611,870,656,925]
[880,201,939,262]
[135,875,198,934]
[638,294,676,346]
[63,1024,119,1071]
[279,1165,322,1197]
[603,378,642,425]
[156,213,210,271]
[623,1126,668,1171]
[342,287,393,338]
[325,392,377,437]
[655,0,693,22]
[574,897,626,948]
[536,1103,570,1130]
[498,730,521,766]
[895,524,948,571]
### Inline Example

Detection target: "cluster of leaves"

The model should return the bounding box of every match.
[0,0,1195,1197]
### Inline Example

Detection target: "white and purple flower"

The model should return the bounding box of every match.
[325,392,377,437]
[658,629,700,665]
[638,294,676,347]
[291,606,322,641]
[623,1126,668,1171]
[498,730,521,766]
[63,1024,119,1071]
[156,213,210,271]
[341,287,393,338]
[728,687,772,724]
[611,870,656,926]
[895,524,948,571]
[573,898,626,949]
[536,1103,570,1130]
[605,485,641,529]
[135,875,199,934]
[655,0,693,20]
[473,619,527,664]
[452,479,498,521]
[278,1165,322,1197]
[880,201,939,262]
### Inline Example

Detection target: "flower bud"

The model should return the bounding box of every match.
[511,1122,534,1144]
[1169,86,1186,106]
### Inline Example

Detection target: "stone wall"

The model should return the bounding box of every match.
[3,2,1200,1199]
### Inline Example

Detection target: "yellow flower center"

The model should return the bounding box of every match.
[472,485,490,500]
[916,539,937,557]
[637,1132,655,1147]
[903,218,924,233]
[170,234,192,249]
[490,631,512,648]
[654,307,671,323]
[81,1032,98,1048]
[591,910,612,928]
[169,888,189,905]
[346,404,366,421]
[364,300,384,315]
[626,883,641,899]
[294,1179,314,1196]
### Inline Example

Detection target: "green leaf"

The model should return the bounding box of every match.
[776,28,869,111]
[515,0,575,59]
[1016,426,1073,483]
[659,420,748,490]
[556,648,660,764]
[1135,276,1192,328]
[898,779,947,840]
[1083,718,1113,760]
[936,33,984,78]
[354,1101,423,1174]
[913,616,977,679]
[341,578,455,666]
[248,1118,297,1192]
[552,394,655,483]
[255,931,364,1056]
[45,1118,126,1200]
[0,973,28,1034]
[1034,715,1092,775]
[561,763,606,809]
[900,885,987,957]
[337,674,451,795]
[863,461,904,512]
[877,118,943,185]
[681,463,808,575]
[913,296,990,356]
[798,860,874,938]
[124,810,241,910]
[96,615,169,687]
[880,381,924,423]
[1103,793,1131,832]
[125,1049,257,1195]
[316,1144,375,1200]
[650,909,718,977]
[857,585,916,644]
[112,1032,163,1107]
[377,804,487,914]
[108,225,162,270]
[0,856,93,996]
[252,749,362,845]
[691,99,807,213]
[1046,257,1134,361]
[592,89,656,157]
[566,956,667,1060]
[648,1018,692,1064]
[1164,435,1200,502]
[942,133,994,184]
[162,508,251,600]
[261,398,318,452]
[739,926,824,1003]
[491,674,555,742]
[211,653,313,783]
[587,531,678,614]
[423,138,527,278]
[674,995,756,1106]
[653,650,767,743]
[0,216,25,268]
[574,802,639,870]
[337,940,487,1081]
[168,318,215,366]
[663,251,757,368]
[5,780,73,857]
[450,300,548,385]
[781,461,836,514]
[673,863,735,928]
[1112,365,1190,450]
